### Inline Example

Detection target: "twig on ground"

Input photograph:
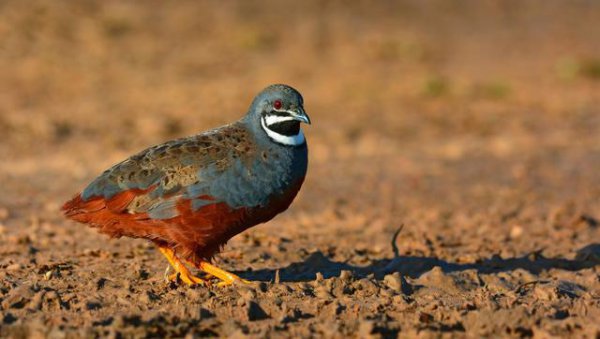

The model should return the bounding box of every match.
[391,224,404,258]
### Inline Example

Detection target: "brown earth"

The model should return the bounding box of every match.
[1,1,599,338]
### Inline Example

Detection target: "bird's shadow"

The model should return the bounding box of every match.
[238,243,600,282]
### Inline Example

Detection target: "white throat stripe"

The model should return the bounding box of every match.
[261,117,305,146]
[264,115,296,126]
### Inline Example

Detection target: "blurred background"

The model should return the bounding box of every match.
[0,1,599,336]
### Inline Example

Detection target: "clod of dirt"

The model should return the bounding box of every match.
[1,285,34,309]
[5,263,23,272]
[414,266,460,293]
[532,282,556,301]
[314,285,333,299]
[391,294,412,311]
[516,279,588,303]
[339,270,353,282]
[353,278,379,297]
[324,277,349,297]
[42,291,63,311]
[383,272,402,292]
[26,291,45,311]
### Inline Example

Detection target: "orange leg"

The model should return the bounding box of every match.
[186,259,249,286]
[158,246,206,286]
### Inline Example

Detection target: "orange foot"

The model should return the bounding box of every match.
[187,260,250,287]
[158,246,206,286]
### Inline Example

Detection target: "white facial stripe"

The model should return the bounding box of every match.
[264,114,295,126]
[261,117,305,146]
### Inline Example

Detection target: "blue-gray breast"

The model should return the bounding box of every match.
[62,84,311,286]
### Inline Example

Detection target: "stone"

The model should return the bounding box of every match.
[339,270,353,282]
[384,273,402,292]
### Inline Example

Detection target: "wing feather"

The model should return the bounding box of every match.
[71,123,256,219]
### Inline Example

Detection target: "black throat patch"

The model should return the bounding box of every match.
[267,120,301,136]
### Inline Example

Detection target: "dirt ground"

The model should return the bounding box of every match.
[1,1,599,338]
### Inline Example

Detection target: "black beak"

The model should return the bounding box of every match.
[288,107,311,125]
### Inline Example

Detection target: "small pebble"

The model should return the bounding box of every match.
[510,225,523,239]
[384,273,402,292]
[339,270,353,282]
[6,263,23,271]
[44,270,55,280]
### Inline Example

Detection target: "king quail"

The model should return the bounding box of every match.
[62,84,310,286]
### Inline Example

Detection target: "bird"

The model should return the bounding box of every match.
[62,84,310,287]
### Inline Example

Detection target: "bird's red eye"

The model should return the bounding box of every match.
[273,100,282,110]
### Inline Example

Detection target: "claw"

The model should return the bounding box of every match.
[158,247,207,286]
[165,272,179,283]
[178,271,207,286]
[159,247,249,287]
[190,260,250,286]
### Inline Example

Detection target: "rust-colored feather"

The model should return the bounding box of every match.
[62,177,304,263]
[62,187,160,238]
